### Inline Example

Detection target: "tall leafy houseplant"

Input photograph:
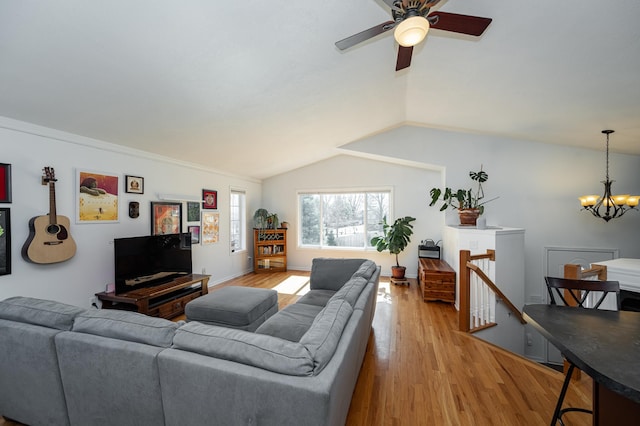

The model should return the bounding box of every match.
[429,165,496,225]
[370,216,416,279]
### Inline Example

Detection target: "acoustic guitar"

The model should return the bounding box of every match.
[22,167,77,264]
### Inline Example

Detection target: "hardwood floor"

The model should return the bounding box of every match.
[1,271,592,425]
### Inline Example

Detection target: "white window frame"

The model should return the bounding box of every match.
[230,189,246,254]
[297,187,393,251]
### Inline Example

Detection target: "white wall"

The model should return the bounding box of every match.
[261,154,442,277]
[0,117,261,307]
[263,125,640,361]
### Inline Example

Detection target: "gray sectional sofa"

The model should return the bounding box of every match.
[0,258,380,426]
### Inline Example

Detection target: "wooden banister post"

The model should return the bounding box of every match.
[596,265,608,281]
[459,250,471,332]
[563,264,582,307]
[487,249,496,261]
[564,264,582,279]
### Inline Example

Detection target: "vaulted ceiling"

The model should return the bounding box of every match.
[1,0,639,179]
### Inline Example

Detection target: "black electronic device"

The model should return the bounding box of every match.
[419,239,441,259]
[114,233,192,294]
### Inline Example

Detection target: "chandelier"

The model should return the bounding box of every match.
[578,130,639,222]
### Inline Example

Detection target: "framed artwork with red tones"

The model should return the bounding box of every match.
[0,164,11,203]
[151,202,182,235]
[76,169,119,223]
[202,189,217,210]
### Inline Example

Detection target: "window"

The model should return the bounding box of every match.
[299,190,390,249]
[230,190,246,252]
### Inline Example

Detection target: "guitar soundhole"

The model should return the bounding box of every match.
[47,224,60,235]
[47,224,69,240]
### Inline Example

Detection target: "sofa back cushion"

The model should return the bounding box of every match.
[0,296,85,330]
[55,330,167,426]
[300,299,353,374]
[72,309,179,347]
[351,260,377,280]
[172,322,315,376]
[0,319,72,426]
[330,276,369,307]
[310,258,372,291]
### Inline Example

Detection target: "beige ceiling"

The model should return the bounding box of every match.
[1,0,639,179]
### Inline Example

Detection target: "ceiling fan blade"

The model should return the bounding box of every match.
[335,20,395,50]
[396,46,413,71]
[421,0,443,11]
[428,11,492,36]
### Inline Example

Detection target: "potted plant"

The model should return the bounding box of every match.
[253,208,269,229]
[370,216,416,279]
[428,165,497,226]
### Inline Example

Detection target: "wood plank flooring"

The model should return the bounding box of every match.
[1,271,592,425]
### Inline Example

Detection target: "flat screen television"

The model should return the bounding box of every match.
[114,233,192,294]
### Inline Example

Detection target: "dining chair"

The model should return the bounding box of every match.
[544,276,621,426]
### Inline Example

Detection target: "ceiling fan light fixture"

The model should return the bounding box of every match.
[394,16,430,47]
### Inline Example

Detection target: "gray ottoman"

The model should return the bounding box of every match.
[185,286,278,331]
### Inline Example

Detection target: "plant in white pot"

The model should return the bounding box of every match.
[428,165,497,226]
[370,216,416,279]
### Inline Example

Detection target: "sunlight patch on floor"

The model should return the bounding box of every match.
[377,279,393,304]
[273,275,310,295]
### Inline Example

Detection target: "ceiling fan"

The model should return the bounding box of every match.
[335,0,492,71]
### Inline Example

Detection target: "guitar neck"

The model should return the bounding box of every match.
[49,181,57,224]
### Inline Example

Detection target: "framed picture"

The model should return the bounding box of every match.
[187,201,200,222]
[125,175,144,194]
[0,208,10,275]
[0,164,11,203]
[201,211,219,245]
[76,170,119,223]
[202,189,217,210]
[188,225,200,244]
[151,202,182,235]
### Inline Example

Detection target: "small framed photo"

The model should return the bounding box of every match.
[188,225,200,244]
[125,175,144,194]
[0,164,12,203]
[151,202,182,235]
[0,208,11,275]
[187,201,200,222]
[202,189,217,210]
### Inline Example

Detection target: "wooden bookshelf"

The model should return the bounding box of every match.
[253,228,287,273]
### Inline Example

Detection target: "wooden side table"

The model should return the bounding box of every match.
[418,258,455,303]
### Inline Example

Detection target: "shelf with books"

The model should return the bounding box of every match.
[253,228,287,273]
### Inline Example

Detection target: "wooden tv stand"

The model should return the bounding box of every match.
[96,274,210,319]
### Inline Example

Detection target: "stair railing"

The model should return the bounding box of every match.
[459,249,526,333]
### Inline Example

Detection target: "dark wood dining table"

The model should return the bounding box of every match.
[523,304,640,426]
